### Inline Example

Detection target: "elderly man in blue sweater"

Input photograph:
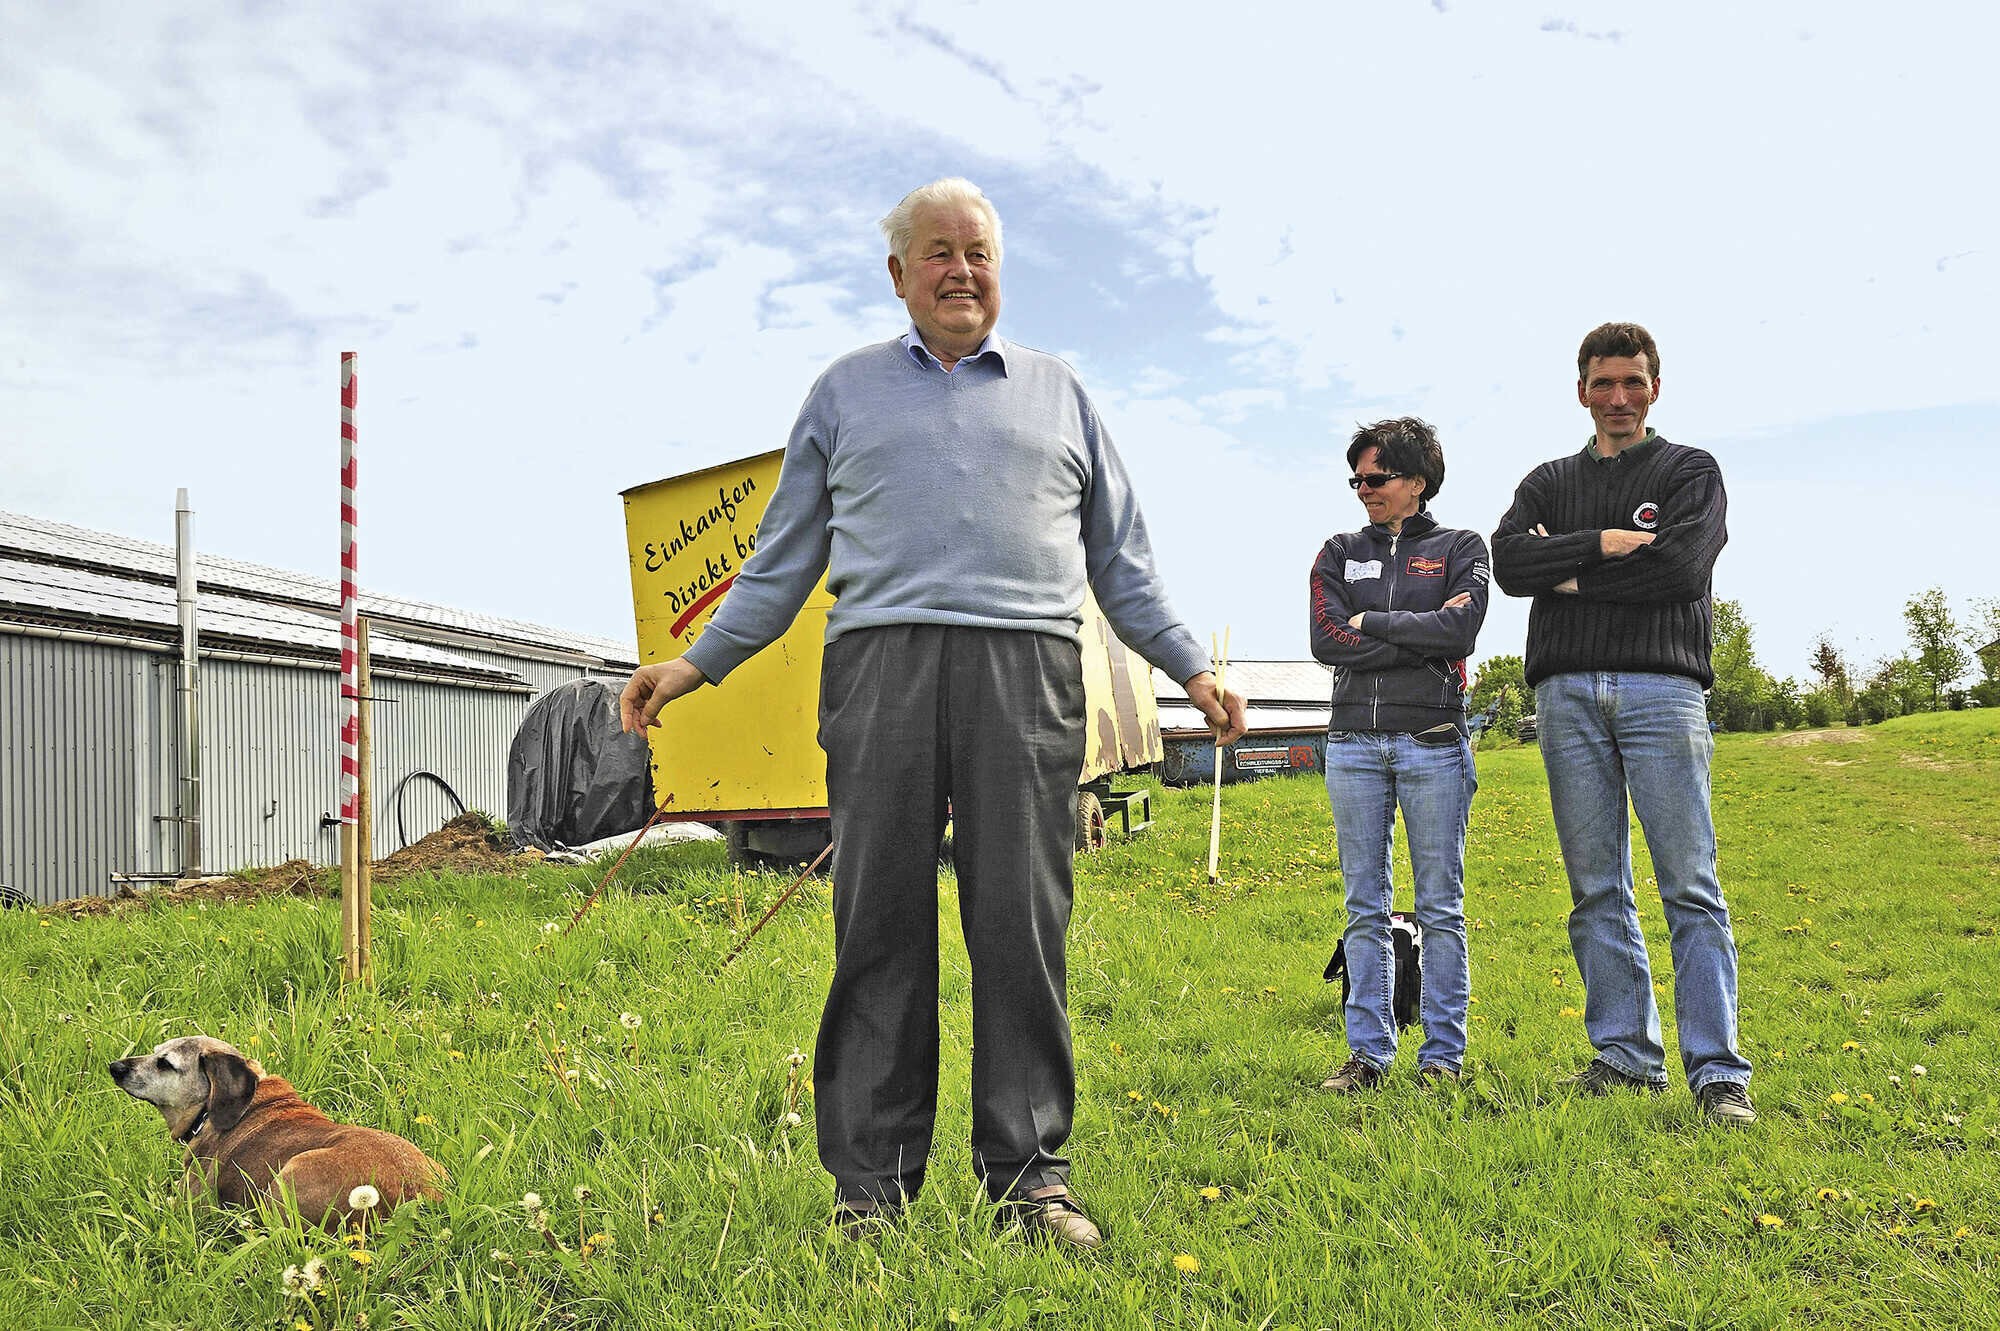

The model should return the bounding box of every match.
[621,178,1245,1248]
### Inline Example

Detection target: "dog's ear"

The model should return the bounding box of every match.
[200,1050,259,1133]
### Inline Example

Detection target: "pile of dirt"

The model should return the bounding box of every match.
[371,811,516,883]
[52,859,329,918]
[47,814,526,918]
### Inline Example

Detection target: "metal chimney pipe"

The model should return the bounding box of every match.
[175,487,201,876]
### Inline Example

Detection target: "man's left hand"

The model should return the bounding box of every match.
[1185,670,1247,744]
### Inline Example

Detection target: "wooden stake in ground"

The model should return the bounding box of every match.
[1207,627,1230,886]
[354,615,374,981]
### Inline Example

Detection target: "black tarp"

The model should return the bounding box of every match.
[506,679,654,852]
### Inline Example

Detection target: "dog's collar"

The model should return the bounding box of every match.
[173,1107,210,1145]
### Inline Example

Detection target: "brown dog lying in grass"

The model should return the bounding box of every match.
[109,1035,443,1223]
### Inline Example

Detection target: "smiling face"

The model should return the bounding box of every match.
[1578,353,1659,450]
[1352,445,1427,527]
[887,200,1000,366]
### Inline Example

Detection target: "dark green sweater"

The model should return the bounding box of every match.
[1490,433,1727,688]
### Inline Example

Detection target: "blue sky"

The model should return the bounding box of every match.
[4,2,1994,683]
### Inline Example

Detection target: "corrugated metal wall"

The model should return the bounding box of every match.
[197,660,531,870]
[3,632,544,902]
[0,634,165,905]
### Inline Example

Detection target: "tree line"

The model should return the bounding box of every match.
[1468,588,2000,736]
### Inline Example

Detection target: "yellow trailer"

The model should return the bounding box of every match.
[622,448,1163,861]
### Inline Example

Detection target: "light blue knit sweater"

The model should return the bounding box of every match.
[681,337,1210,686]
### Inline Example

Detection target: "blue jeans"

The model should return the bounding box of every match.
[1323,729,1476,1073]
[1535,672,1752,1092]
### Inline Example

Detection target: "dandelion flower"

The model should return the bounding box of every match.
[521,1192,543,1211]
[1173,1253,1201,1274]
[1828,1092,1849,1105]
[414,1113,436,1125]
[1914,1198,1936,1213]
[349,1250,373,1266]
[1841,1040,1860,1052]
[1127,1090,1143,1101]
[1756,1214,1784,1229]
[449,1050,466,1062]
[1199,1186,1222,1201]
[1956,1227,1971,1239]
[1817,1188,1840,1201]
[348,1184,381,1211]
[1560,1007,1582,1018]
[620,1012,642,1031]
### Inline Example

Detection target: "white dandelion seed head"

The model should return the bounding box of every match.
[782,1111,803,1127]
[787,1047,806,1067]
[541,921,562,934]
[1910,1064,1927,1076]
[574,1185,592,1203]
[281,1265,305,1295]
[347,1184,381,1211]
[620,1012,642,1030]
[521,1192,543,1211]
[300,1257,326,1288]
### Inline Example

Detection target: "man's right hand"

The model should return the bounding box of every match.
[1600,528,1656,558]
[619,659,707,734]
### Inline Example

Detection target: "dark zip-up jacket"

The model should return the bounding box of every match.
[1309,510,1491,734]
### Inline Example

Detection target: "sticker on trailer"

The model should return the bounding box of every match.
[1234,747,1291,772]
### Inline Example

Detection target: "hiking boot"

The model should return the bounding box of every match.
[1569,1057,1666,1096]
[1000,1188,1102,1251]
[1697,1081,1757,1126]
[1418,1064,1461,1086]
[1319,1056,1384,1093]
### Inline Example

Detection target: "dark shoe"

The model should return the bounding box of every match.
[1569,1057,1667,1096]
[1697,1081,1757,1126]
[1001,1188,1102,1251]
[830,1201,899,1241]
[1319,1056,1384,1093]
[1418,1064,1461,1086]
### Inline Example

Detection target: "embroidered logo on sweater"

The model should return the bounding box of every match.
[1406,555,1446,576]
[1633,502,1660,529]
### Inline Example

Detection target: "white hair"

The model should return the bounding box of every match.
[878,178,1003,265]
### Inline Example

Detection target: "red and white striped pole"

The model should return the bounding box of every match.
[339,352,364,981]
[339,352,360,825]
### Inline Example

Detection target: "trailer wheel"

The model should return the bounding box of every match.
[1074,791,1107,853]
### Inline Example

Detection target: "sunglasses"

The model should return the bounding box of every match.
[1348,472,1404,491]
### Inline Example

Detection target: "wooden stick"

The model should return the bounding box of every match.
[564,801,674,935]
[340,822,359,980]
[1207,627,1230,885]
[355,616,373,982]
[720,840,834,969]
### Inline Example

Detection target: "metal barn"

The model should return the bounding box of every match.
[1154,660,1336,786]
[0,508,635,905]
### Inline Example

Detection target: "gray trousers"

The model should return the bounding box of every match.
[815,624,1086,1206]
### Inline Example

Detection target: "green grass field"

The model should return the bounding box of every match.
[4,711,1996,1330]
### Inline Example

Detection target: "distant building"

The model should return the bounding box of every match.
[1154,660,1333,785]
[1,509,635,904]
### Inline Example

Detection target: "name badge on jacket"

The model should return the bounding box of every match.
[1345,559,1382,582]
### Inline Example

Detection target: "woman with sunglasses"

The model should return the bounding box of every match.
[1309,417,1490,1091]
